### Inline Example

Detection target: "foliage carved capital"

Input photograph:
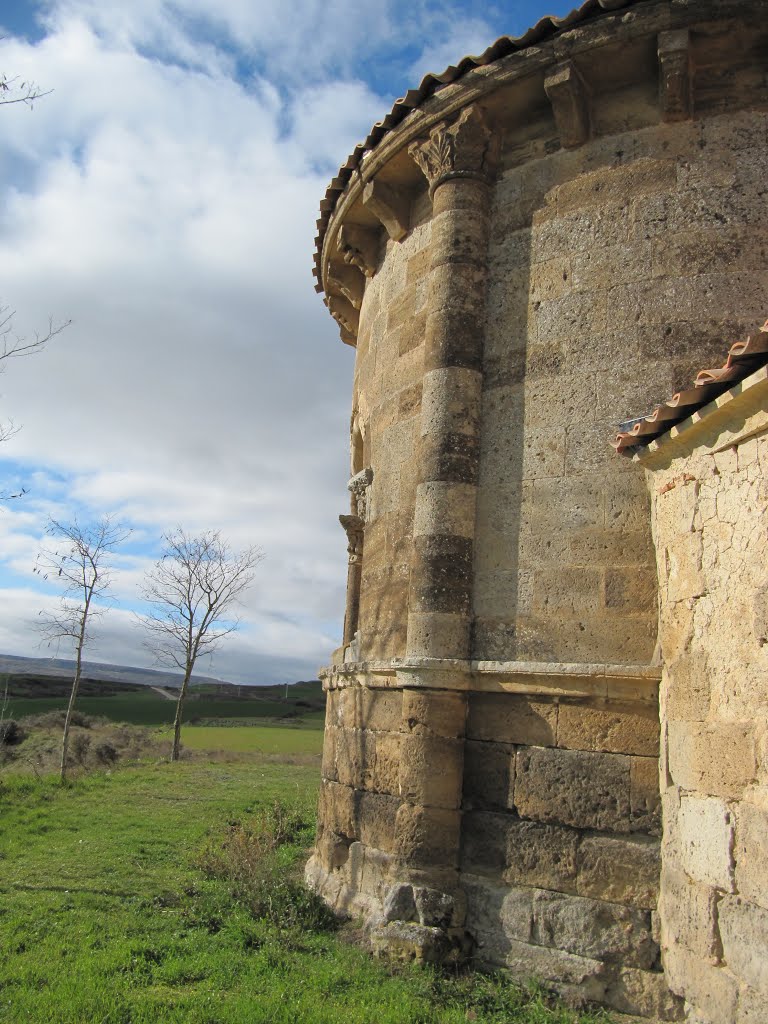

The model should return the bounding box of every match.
[408,105,496,197]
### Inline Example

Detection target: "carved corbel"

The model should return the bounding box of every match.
[339,514,364,564]
[544,61,591,150]
[362,180,411,241]
[408,105,497,197]
[337,224,379,278]
[326,262,365,310]
[658,29,693,122]
[326,293,360,338]
[348,467,374,522]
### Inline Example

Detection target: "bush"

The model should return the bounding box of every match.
[94,742,119,765]
[0,720,25,746]
[196,800,336,931]
[70,732,92,765]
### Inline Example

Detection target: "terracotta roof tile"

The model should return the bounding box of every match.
[612,320,768,455]
[313,0,652,290]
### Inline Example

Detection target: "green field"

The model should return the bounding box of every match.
[6,691,325,728]
[166,725,324,755]
[0,762,609,1024]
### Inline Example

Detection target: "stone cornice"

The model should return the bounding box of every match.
[320,657,661,702]
[315,0,758,302]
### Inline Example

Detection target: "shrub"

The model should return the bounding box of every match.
[196,800,335,931]
[94,742,119,765]
[0,720,25,746]
[70,732,92,765]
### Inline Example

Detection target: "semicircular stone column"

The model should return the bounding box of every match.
[386,106,495,949]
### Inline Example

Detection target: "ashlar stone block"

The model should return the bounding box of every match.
[531,889,657,969]
[735,802,768,910]
[467,693,557,746]
[515,746,631,832]
[577,834,660,910]
[719,896,768,992]
[557,700,659,756]
[677,794,735,892]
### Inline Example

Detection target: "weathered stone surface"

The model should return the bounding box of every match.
[664,946,738,1024]
[318,780,358,841]
[677,794,735,891]
[668,720,756,800]
[462,739,514,811]
[413,886,455,928]
[381,883,416,923]
[735,802,768,911]
[399,733,464,809]
[557,701,659,756]
[395,804,461,868]
[504,819,580,894]
[630,756,661,835]
[532,890,657,970]
[401,689,466,739]
[719,896,768,992]
[605,967,684,1021]
[358,791,399,855]
[577,835,660,910]
[515,746,631,832]
[659,864,720,962]
[370,921,451,963]
[460,810,509,876]
[467,694,557,745]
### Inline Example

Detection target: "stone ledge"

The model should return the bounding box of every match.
[321,657,661,702]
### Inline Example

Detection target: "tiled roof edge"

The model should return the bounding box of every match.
[313,0,652,290]
[612,320,768,456]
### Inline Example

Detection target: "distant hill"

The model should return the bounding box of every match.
[0,653,322,703]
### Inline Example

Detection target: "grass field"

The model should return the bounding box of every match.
[0,761,610,1024]
[6,691,325,727]
[167,725,324,755]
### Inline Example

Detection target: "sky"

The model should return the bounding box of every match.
[0,0,585,684]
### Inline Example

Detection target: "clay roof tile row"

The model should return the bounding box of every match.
[612,321,768,455]
[313,0,650,290]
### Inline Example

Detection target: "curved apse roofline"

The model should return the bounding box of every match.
[312,0,652,291]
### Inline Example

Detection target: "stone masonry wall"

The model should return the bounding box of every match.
[475,108,768,665]
[352,195,432,662]
[460,691,681,1019]
[643,381,768,1023]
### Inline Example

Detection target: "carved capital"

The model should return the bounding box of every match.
[337,224,379,278]
[362,180,411,241]
[408,105,496,197]
[658,29,693,123]
[339,513,364,562]
[544,61,591,150]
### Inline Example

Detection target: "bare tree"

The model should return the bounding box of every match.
[140,529,263,761]
[35,516,129,781]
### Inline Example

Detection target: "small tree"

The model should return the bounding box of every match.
[140,529,263,761]
[35,516,128,781]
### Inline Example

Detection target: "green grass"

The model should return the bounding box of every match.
[8,693,325,728]
[170,725,324,755]
[0,762,612,1024]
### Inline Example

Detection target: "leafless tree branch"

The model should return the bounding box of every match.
[0,72,51,107]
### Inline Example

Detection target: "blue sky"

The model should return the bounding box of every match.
[0,0,585,683]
